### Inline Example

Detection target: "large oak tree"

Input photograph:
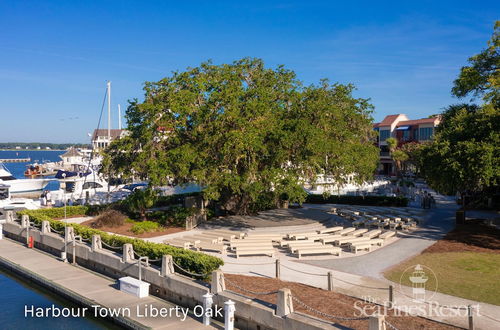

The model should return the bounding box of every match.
[103,58,378,214]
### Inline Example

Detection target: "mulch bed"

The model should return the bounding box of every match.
[79,218,184,238]
[225,274,459,330]
[423,223,500,254]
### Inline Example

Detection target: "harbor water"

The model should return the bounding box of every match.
[0,268,116,329]
[0,150,65,191]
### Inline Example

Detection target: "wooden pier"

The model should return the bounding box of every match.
[0,158,31,163]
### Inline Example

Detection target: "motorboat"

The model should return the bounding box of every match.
[0,184,41,216]
[0,163,51,194]
[53,163,126,206]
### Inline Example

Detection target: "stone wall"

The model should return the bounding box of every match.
[2,220,336,330]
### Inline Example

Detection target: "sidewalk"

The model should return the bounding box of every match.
[213,193,500,330]
[0,238,216,330]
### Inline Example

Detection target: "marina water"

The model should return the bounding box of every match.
[1,150,117,328]
[0,150,65,191]
[0,268,115,329]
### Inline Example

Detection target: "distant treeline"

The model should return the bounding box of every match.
[0,142,91,150]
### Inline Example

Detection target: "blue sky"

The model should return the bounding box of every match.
[0,1,498,143]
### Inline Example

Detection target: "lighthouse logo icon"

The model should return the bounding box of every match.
[408,264,428,301]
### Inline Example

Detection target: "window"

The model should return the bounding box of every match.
[402,130,410,141]
[82,182,103,189]
[419,127,434,140]
[379,130,390,141]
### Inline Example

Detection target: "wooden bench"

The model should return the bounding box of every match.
[350,228,368,236]
[164,240,193,249]
[244,234,284,241]
[289,243,325,253]
[186,235,220,244]
[317,226,343,234]
[230,241,274,250]
[319,235,343,244]
[198,233,225,242]
[379,231,396,240]
[209,229,246,238]
[295,246,341,259]
[288,232,318,240]
[350,243,371,253]
[201,232,235,241]
[338,227,356,235]
[333,236,359,245]
[235,248,275,258]
[362,229,382,238]
[195,243,227,254]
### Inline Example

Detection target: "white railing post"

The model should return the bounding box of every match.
[138,256,148,282]
[368,314,386,330]
[0,220,5,240]
[5,210,14,222]
[211,270,225,294]
[92,234,102,251]
[72,235,82,264]
[202,292,213,326]
[161,255,174,276]
[123,243,134,263]
[41,221,50,234]
[276,288,294,317]
[224,300,235,330]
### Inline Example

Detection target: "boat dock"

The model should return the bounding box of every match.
[0,238,215,329]
[0,158,31,163]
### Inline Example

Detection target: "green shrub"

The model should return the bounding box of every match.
[17,207,223,277]
[131,221,160,234]
[149,206,198,227]
[305,194,408,207]
[155,192,201,207]
[25,205,89,219]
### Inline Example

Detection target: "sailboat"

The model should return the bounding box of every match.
[53,81,126,205]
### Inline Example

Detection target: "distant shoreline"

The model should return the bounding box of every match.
[0,149,65,151]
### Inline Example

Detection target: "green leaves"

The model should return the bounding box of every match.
[105,58,378,214]
[419,105,499,195]
[452,21,499,106]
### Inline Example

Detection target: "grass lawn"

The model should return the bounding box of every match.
[385,222,500,305]
[384,251,500,305]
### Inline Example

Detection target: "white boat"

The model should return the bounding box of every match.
[0,184,41,214]
[54,164,126,206]
[0,163,51,194]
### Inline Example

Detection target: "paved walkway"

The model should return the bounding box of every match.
[208,194,499,329]
[301,193,458,278]
[0,238,217,330]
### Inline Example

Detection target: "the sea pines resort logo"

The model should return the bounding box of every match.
[354,264,479,318]
[400,264,437,302]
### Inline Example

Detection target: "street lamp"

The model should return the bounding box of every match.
[61,172,68,263]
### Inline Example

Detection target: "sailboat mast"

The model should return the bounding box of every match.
[118,104,122,130]
[107,81,111,142]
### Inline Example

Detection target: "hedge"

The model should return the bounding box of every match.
[131,221,160,234]
[305,194,408,207]
[17,207,223,277]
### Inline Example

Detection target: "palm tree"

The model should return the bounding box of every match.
[392,150,409,177]
[385,137,398,176]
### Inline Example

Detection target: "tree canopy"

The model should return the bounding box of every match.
[103,58,378,214]
[419,22,500,196]
[419,104,499,195]
[452,21,499,106]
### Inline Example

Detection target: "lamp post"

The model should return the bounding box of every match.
[61,173,68,262]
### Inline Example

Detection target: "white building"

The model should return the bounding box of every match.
[59,147,84,164]
[91,129,127,150]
